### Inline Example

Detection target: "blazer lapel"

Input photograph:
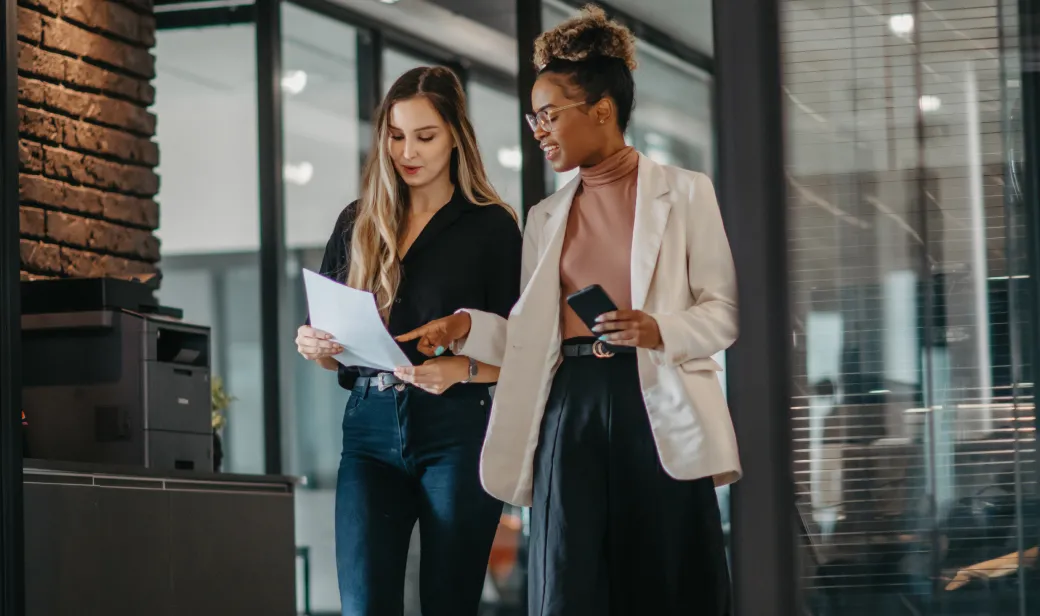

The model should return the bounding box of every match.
[537,174,580,250]
[630,155,671,311]
[512,175,580,320]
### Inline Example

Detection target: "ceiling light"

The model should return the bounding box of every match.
[889,14,914,35]
[919,95,941,112]
[281,70,308,95]
[497,146,521,171]
[379,0,400,4]
[284,162,314,186]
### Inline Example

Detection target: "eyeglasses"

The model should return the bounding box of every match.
[524,102,585,133]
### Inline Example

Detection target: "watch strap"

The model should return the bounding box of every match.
[460,357,478,384]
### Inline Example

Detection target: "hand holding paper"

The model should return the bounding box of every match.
[302,269,413,372]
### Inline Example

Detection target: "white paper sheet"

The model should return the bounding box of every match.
[302,269,413,371]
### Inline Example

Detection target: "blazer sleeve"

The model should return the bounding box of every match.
[649,173,739,366]
[456,205,541,366]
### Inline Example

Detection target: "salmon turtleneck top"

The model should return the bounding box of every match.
[558,146,640,339]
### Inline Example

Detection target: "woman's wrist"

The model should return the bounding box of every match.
[315,356,339,371]
[449,311,473,354]
[448,355,471,385]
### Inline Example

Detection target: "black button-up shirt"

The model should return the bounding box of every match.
[317,189,523,391]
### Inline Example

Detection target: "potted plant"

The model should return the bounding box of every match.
[211,376,235,472]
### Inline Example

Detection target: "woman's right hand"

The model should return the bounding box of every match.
[396,312,472,357]
[296,325,344,361]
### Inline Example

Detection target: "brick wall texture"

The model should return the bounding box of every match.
[16,0,160,281]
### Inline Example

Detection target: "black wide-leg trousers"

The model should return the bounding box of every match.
[528,347,733,616]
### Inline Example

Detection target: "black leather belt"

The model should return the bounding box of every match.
[561,340,635,359]
[355,373,407,392]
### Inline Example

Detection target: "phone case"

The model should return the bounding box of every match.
[566,284,618,331]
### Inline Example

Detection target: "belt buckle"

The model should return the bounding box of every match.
[592,340,615,359]
[376,373,393,392]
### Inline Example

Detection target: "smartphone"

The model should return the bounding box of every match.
[566,284,618,332]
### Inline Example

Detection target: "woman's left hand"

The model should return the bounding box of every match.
[393,356,468,395]
[592,310,663,350]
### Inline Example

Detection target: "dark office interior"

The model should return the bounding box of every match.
[3,0,1040,614]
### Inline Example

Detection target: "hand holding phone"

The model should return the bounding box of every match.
[570,285,664,350]
[566,284,618,333]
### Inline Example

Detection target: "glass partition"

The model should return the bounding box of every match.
[470,78,523,217]
[154,21,264,475]
[780,1,1037,613]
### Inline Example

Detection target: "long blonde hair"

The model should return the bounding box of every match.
[347,66,512,319]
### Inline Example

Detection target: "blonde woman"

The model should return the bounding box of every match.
[294,67,521,616]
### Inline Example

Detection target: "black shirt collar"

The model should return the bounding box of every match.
[402,187,476,261]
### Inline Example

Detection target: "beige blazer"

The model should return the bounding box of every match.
[459,154,742,507]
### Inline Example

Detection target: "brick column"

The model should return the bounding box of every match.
[16,0,160,281]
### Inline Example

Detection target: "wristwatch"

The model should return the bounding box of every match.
[460,357,478,384]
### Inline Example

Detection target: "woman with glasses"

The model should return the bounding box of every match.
[397,7,739,616]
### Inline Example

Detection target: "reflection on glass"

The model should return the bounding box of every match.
[280,5,361,614]
[469,80,522,217]
[280,0,358,486]
[153,23,264,475]
[630,44,713,176]
[781,1,1037,614]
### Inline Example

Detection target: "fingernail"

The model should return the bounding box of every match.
[598,335,608,341]
[434,346,445,356]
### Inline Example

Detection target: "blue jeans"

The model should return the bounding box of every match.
[335,382,503,616]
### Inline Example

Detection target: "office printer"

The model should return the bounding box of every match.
[21,278,214,472]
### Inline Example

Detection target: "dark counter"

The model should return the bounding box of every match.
[24,458,298,486]
[23,460,297,616]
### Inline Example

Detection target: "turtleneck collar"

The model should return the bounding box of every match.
[579,146,639,189]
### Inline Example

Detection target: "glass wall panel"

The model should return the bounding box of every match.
[781,1,1037,613]
[280,0,359,487]
[630,44,713,176]
[382,47,429,95]
[153,22,264,475]
[279,4,361,613]
[469,79,523,217]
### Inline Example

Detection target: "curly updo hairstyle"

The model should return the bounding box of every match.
[533,4,638,132]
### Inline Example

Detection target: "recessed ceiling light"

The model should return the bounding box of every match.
[889,14,914,35]
[379,0,400,4]
[284,162,314,186]
[497,146,521,171]
[281,70,307,95]
[919,95,941,112]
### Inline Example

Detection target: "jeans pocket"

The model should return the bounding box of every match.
[343,391,364,422]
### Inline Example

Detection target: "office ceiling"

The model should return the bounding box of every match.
[423,0,714,57]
